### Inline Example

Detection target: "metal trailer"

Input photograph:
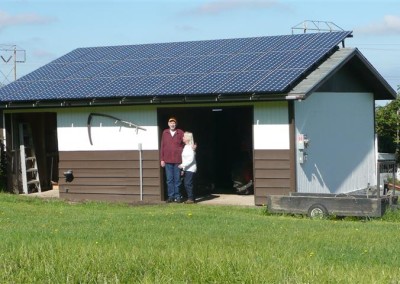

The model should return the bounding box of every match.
[267,192,397,218]
[266,154,399,218]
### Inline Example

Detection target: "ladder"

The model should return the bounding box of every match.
[19,123,41,194]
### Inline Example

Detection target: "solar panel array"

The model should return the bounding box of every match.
[0,31,352,102]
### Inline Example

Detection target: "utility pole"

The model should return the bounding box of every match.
[0,44,26,85]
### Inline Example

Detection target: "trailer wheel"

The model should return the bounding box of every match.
[308,204,328,219]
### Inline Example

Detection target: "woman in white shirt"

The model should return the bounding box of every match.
[178,132,197,203]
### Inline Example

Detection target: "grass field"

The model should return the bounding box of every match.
[1,193,400,283]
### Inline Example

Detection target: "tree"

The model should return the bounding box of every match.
[375,86,400,156]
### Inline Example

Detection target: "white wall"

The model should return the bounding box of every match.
[57,102,291,152]
[57,106,158,151]
[295,92,376,193]
[253,101,290,150]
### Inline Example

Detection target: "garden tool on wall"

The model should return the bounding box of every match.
[87,113,146,145]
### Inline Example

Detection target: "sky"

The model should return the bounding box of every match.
[1,0,399,99]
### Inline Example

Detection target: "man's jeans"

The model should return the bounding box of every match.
[165,163,181,199]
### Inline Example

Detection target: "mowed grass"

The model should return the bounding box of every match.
[1,193,400,283]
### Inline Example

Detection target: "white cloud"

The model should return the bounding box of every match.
[187,0,287,16]
[355,15,400,35]
[0,10,57,31]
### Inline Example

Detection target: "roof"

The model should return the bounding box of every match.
[288,48,396,100]
[0,31,354,107]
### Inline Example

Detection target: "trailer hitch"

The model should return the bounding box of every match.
[87,112,146,145]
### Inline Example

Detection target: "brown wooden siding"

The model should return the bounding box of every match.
[254,149,294,205]
[59,150,162,203]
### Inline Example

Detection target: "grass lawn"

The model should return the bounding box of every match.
[1,193,400,283]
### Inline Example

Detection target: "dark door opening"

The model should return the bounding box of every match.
[4,112,59,194]
[158,106,253,197]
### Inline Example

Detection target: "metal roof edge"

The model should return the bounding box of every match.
[0,93,288,110]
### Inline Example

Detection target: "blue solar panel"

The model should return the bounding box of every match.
[101,46,128,58]
[96,59,144,77]
[125,75,175,96]
[282,33,319,50]
[180,39,230,56]
[40,62,91,80]
[76,46,118,62]
[243,35,286,53]
[215,53,264,72]
[212,37,259,55]
[68,61,117,79]
[0,81,31,100]
[0,31,352,102]
[7,80,57,101]
[153,56,202,75]
[153,73,205,96]
[217,70,271,93]
[185,72,237,94]
[103,45,143,61]
[125,57,175,76]
[124,42,177,59]
[91,76,143,97]
[246,51,293,71]
[280,49,329,69]
[267,35,300,51]
[19,63,66,81]
[61,78,114,99]
[251,68,305,92]
[185,54,232,73]
[157,42,198,58]
[304,31,352,49]
[36,79,87,100]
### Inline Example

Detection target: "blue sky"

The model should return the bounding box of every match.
[1,0,399,95]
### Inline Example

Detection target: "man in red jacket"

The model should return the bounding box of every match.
[160,117,184,203]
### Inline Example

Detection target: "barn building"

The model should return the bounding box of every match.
[0,30,396,205]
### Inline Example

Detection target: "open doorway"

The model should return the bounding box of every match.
[4,112,58,194]
[158,106,253,198]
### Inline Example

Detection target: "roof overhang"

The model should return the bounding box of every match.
[0,92,290,110]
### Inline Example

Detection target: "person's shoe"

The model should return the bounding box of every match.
[175,198,183,203]
[166,198,174,203]
[185,199,195,204]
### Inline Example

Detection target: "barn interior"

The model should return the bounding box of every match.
[158,106,254,197]
[4,112,58,194]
